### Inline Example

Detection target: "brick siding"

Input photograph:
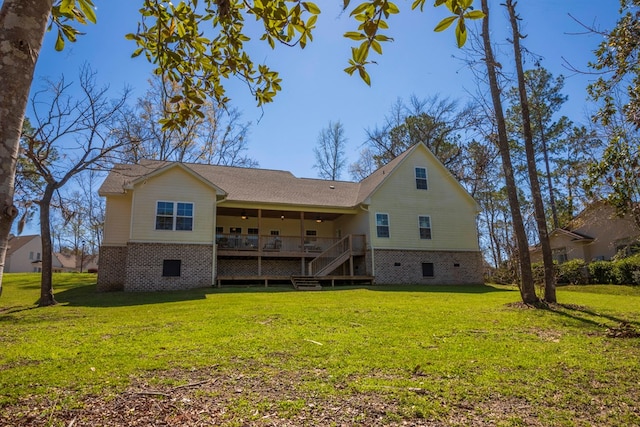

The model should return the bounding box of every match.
[373,249,484,285]
[97,246,127,291]
[124,242,213,291]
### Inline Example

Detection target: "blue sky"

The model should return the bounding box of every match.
[31,1,620,179]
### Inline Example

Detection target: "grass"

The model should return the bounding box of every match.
[1,273,640,426]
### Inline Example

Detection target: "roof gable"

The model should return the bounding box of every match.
[357,143,479,210]
[7,235,39,256]
[99,144,478,211]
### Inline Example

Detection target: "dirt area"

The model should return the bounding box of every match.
[0,366,582,427]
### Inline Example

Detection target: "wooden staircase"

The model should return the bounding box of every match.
[291,276,323,291]
[308,235,355,277]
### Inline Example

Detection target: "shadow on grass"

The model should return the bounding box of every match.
[368,284,514,294]
[542,303,640,329]
[55,283,513,307]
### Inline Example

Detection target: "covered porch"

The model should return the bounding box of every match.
[214,206,369,279]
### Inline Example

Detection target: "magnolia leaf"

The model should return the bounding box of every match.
[344,31,366,41]
[434,16,457,32]
[59,0,74,14]
[464,10,485,19]
[412,0,427,11]
[358,67,371,86]
[301,2,321,14]
[78,0,97,24]
[455,19,467,47]
[55,30,65,51]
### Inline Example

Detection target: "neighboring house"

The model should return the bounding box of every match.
[97,143,484,291]
[5,235,42,273]
[530,201,640,264]
[30,252,99,273]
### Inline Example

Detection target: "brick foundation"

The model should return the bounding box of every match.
[372,249,483,285]
[97,246,128,291]
[124,242,213,291]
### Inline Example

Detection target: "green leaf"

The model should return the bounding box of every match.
[358,67,371,86]
[78,0,97,24]
[434,16,457,32]
[411,0,427,11]
[455,19,467,47]
[59,0,74,14]
[464,10,485,20]
[385,2,400,14]
[55,30,65,51]
[301,2,321,14]
[344,31,366,41]
[350,2,371,17]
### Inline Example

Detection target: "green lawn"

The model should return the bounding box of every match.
[1,273,639,426]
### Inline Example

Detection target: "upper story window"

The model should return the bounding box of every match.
[376,213,390,238]
[419,215,432,239]
[156,201,193,231]
[415,167,428,190]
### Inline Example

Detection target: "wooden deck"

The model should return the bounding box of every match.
[215,275,374,288]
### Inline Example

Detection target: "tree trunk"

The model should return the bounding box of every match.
[38,185,57,306]
[506,0,557,303]
[0,0,54,295]
[480,0,538,304]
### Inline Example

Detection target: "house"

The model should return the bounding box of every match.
[49,252,99,273]
[530,201,640,263]
[97,143,484,291]
[5,234,42,273]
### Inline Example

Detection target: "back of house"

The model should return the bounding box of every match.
[97,143,483,291]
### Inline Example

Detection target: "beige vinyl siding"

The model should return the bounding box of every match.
[335,211,369,238]
[130,167,216,243]
[368,146,479,251]
[102,194,132,246]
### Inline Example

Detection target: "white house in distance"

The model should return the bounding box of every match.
[6,234,42,273]
[97,143,484,291]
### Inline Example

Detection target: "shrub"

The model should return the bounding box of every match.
[531,262,545,285]
[557,259,588,285]
[612,254,640,285]
[588,260,614,284]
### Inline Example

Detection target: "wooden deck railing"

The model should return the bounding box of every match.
[308,234,367,276]
[216,233,365,258]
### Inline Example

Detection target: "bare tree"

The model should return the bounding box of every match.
[360,95,478,180]
[349,147,377,181]
[114,75,257,167]
[20,65,130,306]
[313,121,348,180]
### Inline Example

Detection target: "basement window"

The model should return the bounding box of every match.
[162,260,181,277]
[422,262,434,278]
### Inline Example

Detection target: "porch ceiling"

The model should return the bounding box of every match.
[216,207,342,221]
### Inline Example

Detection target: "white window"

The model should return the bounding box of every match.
[29,251,34,260]
[155,201,193,231]
[419,216,432,239]
[376,213,390,238]
[415,167,428,190]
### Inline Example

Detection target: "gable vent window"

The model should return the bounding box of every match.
[415,167,428,190]
[162,259,181,277]
[156,201,193,231]
[422,262,434,278]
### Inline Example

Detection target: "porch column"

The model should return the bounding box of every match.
[300,212,305,275]
[258,209,262,276]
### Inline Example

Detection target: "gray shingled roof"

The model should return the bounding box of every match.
[99,160,363,208]
[7,235,39,256]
